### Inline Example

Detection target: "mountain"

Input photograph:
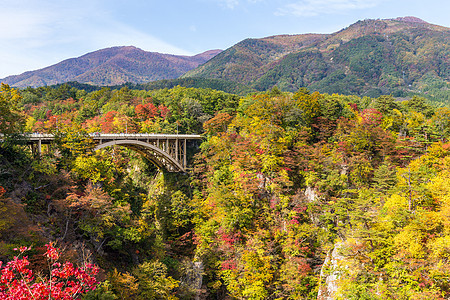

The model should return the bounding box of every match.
[1,46,222,88]
[183,17,450,101]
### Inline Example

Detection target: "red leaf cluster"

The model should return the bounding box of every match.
[0,244,99,299]
[135,103,169,120]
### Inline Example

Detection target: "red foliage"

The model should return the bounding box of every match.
[296,258,312,276]
[290,218,300,225]
[135,104,144,119]
[146,103,157,118]
[45,243,60,260]
[32,121,45,133]
[269,196,279,209]
[48,115,59,130]
[135,103,169,121]
[104,110,117,122]
[0,243,99,299]
[217,227,242,248]
[203,112,233,135]
[221,259,237,271]
[100,111,118,133]
[349,103,359,111]
[135,103,156,119]
[0,186,5,198]
[103,111,117,123]
[158,104,169,119]
[360,108,383,127]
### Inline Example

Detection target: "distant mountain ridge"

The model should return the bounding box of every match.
[2,16,449,103]
[183,17,450,101]
[1,47,222,88]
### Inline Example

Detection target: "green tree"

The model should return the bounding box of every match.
[54,123,95,169]
[372,95,398,116]
[0,83,25,134]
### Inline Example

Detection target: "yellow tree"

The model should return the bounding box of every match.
[293,89,322,126]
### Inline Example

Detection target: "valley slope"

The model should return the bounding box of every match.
[183,17,450,101]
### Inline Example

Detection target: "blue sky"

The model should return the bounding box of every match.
[1,0,449,78]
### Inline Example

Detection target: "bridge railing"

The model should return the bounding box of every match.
[11,133,202,140]
[88,133,202,139]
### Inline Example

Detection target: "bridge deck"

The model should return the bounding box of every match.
[24,133,202,143]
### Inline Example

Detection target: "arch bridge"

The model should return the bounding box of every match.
[26,133,203,173]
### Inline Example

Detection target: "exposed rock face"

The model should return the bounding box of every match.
[193,261,204,300]
[181,259,204,299]
[318,242,345,300]
[305,186,318,202]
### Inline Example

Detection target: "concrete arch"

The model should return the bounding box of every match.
[94,140,185,172]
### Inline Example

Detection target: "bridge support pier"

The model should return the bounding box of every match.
[30,139,42,157]
[184,139,187,168]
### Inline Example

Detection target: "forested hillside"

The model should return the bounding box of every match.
[0,82,450,299]
[183,17,450,105]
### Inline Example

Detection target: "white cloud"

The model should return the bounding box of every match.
[0,0,191,77]
[276,0,381,16]
[215,0,240,9]
[208,0,264,9]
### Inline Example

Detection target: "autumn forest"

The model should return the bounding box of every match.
[0,79,449,299]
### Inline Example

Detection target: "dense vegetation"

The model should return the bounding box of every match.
[1,81,450,299]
